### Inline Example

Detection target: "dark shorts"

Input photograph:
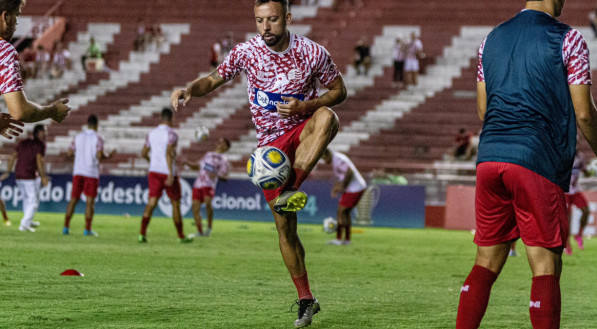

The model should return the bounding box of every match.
[148,172,181,201]
[565,192,588,209]
[339,190,365,209]
[262,119,310,202]
[474,162,568,248]
[71,175,99,198]
[193,187,215,202]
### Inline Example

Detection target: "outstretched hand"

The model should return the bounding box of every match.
[0,113,24,139]
[171,89,192,112]
[276,96,311,118]
[51,98,71,123]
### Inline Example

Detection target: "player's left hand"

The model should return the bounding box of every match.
[277,96,311,118]
[0,113,24,139]
[41,175,50,187]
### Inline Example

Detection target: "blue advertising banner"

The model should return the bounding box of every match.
[0,175,425,228]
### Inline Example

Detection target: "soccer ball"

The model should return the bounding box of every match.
[323,217,337,234]
[194,126,209,142]
[247,146,291,190]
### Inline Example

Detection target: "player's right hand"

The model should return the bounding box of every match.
[171,89,192,111]
[51,98,71,123]
[41,175,50,187]
[0,113,24,140]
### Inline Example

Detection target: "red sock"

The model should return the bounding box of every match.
[174,219,184,239]
[456,265,498,329]
[85,217,92,231]
[292,272,314,300]
[336,224,343,240]
[140,216,150,236]
[530,275,560,329]
[64,215,72,228]
[291,168,309,191]
[345,225,351,241]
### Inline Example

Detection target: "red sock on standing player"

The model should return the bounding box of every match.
[292,272,314,300]
[64,215,72,228]
[456,265,498,329]
[529,275,560,329]
[85,217,92,231]
[140,216,150,236]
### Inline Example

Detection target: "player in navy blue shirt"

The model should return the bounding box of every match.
[456,1,597,328]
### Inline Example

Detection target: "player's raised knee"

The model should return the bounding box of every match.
[313,107,339,130]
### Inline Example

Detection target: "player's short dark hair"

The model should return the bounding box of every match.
[33,124,44,138]
[87,114,98,127]
[0,0,24,14]
[254,0,288,15]
[161,107,173,121]
[222,138,231,149]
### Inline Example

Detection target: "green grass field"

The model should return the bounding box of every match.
[0,212,595,328]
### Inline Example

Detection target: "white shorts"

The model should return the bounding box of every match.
[404,58,420,72]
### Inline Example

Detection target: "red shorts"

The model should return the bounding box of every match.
[565,192,588,209]
[262,119,310,202]
[148,172,181,201]
[474,162,568,248]
[193,187,215,202]
[339,190,365,209]
[71,175,99,198]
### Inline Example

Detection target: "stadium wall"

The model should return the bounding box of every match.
[0,175,425,229]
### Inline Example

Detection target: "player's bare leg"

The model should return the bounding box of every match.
[525,246,562,329]
[63,198,80,234]
[0,200,10,226]
[139,197,159,242]
[456,243,509,329]
[274,107,338,214]
[338,205,352,245]
[205,196,214,236]
[191,200,203,236]
[84,197,98,237]
[171,200,191,243]
[575,206,589,250]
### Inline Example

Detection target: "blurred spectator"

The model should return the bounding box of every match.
[81,37,103,72]
[20,45,36,80]
[148,23,165,51]
[209,39,223,69]
[35,45,50,78]
[589,9,597,38]
[450,127,475,160]
[221,31,235,60]
[134,19,147,51]
[333,0,362,11]
[353,37,371,76]
[392,36,406,87]
[50,42,71,79]
[371,169,408,185]
[404,32,424,85]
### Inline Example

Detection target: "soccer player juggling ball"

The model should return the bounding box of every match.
[171,1,346,327]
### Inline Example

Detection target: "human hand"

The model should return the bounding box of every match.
[165,175,174,186]
[0,113,24,139]
[41,175,50,187]
[0,173,9,181]
[51,98,71,123]
[277,96,311,118]
[171,89,192,112]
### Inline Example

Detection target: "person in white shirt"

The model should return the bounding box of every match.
[63,115,114,236]
[139,108,191,243]
[183,137,230,237]
[321,149,367,245]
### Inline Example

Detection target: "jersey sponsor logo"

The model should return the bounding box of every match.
[253,88,305,111]
[203,163,216,173]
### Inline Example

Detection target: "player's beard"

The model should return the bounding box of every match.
[261,32,284,47]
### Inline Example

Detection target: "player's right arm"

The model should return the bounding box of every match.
[2,91,70,123]
[36,153,49,187]
[170,70,227,111]
[141,146,150,162]
[0,151,17,181]
[183,160,200,171]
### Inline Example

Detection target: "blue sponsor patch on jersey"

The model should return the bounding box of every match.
[253,88,305,111]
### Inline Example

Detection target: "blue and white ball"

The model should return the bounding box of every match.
[247,146,291,190]
[194,126,210,142]
[323,217,337,234]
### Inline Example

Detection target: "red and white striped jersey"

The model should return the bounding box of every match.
[477,28,591,85]
[192,151,229,189]
[0,38,24,95]
[218,33,341,146]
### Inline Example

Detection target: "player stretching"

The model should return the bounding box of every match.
[171,1,346,326]
[321,149,366,246]
[63,115,114,237]
[564,150,590,255]
[0,0,70,139]
[139,108,192,243]
[456,1,597,328]
[183,137,230,238]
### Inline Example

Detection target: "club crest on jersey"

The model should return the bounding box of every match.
[254,88,305,111]
[288,69,303,84]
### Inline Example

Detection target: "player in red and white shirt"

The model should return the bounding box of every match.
[63,115,114,237]
[321,149,366,246]
[564,150,591,255]
[139,108,191,243]
[171,1,346,326]
[0,1,70,139]
[183,137,230,238]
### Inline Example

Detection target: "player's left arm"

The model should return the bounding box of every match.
[165,144,176,186]
[277,76,347,118]
[36,153,49,187]
[477,82,487,121]
[341,169,354,190]
[141,146,150,162]
[0,152,17,181]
